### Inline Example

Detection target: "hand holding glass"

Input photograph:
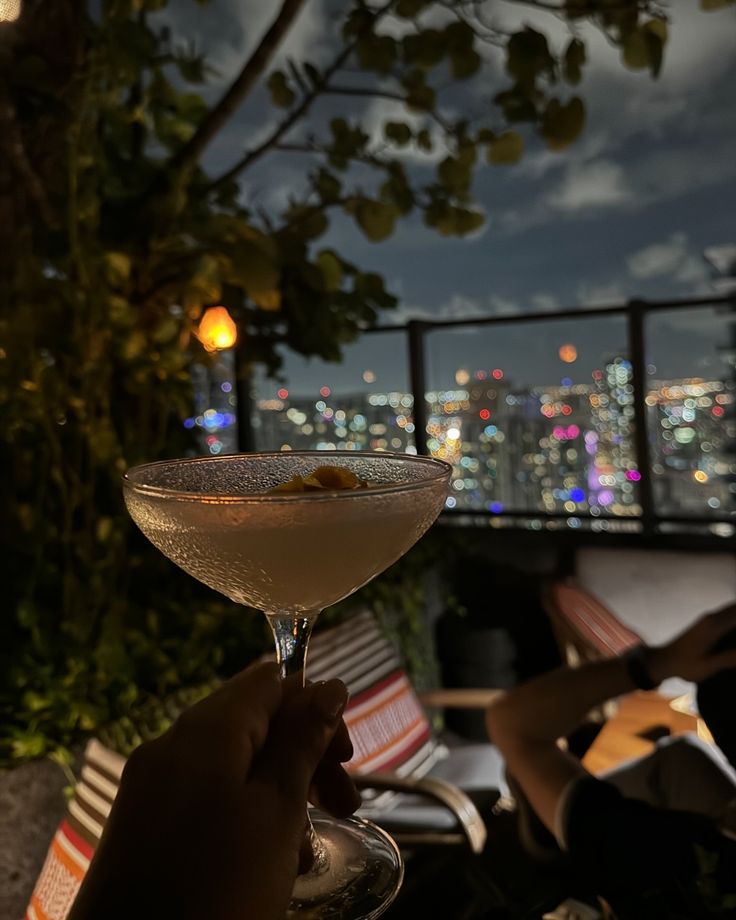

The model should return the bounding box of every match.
[123,451,450,919]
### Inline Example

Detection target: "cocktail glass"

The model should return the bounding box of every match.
[123,450,451,919]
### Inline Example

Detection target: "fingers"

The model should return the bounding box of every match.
[324,714,354,764]
[298,829,315,875]
[301,679,353,763]
[254,679,349,802]
[309,761,362,818]
[169,661,282,771]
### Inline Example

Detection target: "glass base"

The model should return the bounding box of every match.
[288,810,404,920]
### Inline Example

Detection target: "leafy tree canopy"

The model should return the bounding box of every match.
[0,0,731,763]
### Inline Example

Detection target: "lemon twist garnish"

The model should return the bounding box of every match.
[268,465,371,493]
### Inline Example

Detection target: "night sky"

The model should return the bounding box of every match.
[164,0,736,396]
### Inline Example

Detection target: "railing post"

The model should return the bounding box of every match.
[407,320,429,455]
[233,341,256,453]
[627,299,656,535]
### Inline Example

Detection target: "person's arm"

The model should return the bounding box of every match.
[486,604,736,837]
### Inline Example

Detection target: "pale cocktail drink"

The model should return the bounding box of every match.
[125,480,440,611]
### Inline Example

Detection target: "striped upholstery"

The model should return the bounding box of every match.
[308,610,445,808]
[26,610,441,917]
[26,741,124,920]
[548,581,643,657]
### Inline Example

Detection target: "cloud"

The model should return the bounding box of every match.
[360,97,450,166]
[547,160,633,212]
[497,135,736,236]
[388,292,521,326]
[627,233,709,285]
[226,0,333,81]
[496,157,634,233]
[628,232,689,279]
[487,295,522,316]
[704,245,736,277]
[435,294,519,320]
[531,293,560,312]
[576,281,625,307]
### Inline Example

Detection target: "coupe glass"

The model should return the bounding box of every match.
[123,450,451,919]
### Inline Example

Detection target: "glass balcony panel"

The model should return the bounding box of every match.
[423,315,641,517]
[645,305,736,520]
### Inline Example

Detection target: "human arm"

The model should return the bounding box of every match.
[68,662,360,920]
[486,604,736,837]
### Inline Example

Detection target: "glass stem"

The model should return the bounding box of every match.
[265,609,328,875]
[266,610,319,681]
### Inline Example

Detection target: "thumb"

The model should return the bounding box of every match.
[255,680,349,804]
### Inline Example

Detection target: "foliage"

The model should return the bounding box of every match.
[1,0,725,765]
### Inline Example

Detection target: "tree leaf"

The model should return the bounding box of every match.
[186,253,222,305]
[225,241,279,295]
[303,62,321,86]
[444,21,475,53]
[416,128,433,151]
[425,202,485,236]
[266,71,296,108]
[316,250,343,291]
[251,290,282,311]
[384,121,413,145]
[356,34,397,74]
[380,174,414,214]
[563,38,586,85]
[438,155,473,195]
[104,252,131,286]
[622,28,650,70]
[641,19,668,76]
[495,87,539,123]
[396,0,429,16]
[283,206,329,239]
[405,83,435,111]
[506,27,555,89]
[355,200,398,242]
[487,131,524,164]
[451,49,481,80]
[541,96,585,150]
[313,168,342,202]
[403,29,445,68]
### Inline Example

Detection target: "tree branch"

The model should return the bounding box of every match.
[325,85,407,101]
[206,0,398,194]
[326,84,456,134]
[275,140,398,173]
[0,85,55,227]
[169,0,308,177]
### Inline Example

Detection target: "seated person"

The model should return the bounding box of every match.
[486,605,736,919]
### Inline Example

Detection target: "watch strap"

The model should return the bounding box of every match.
[623,644,658,691]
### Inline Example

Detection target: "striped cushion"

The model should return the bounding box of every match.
[307,609,445,808]
[550,582,643,657]
[26,741,123,920]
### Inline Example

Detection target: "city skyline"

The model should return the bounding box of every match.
[188,330,734,532]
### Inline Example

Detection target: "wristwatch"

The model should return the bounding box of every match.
[623,644,658,691]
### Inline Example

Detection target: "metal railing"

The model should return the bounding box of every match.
[237,292,735,538]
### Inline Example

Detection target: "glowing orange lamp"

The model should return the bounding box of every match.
[558,343,578,364]
[197,306,238,352]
